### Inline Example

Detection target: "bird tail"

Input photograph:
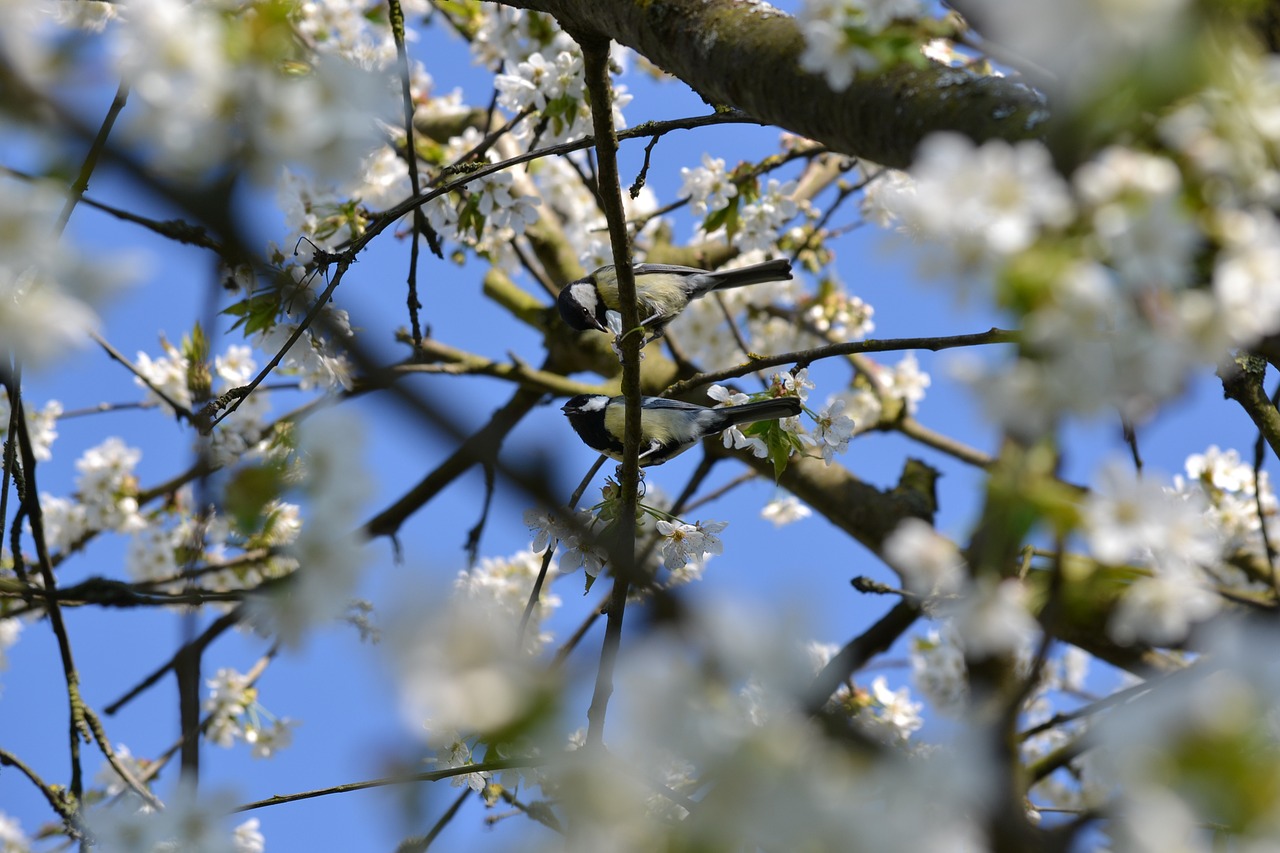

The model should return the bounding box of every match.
[706,258,793,292]
[716,396,803,428]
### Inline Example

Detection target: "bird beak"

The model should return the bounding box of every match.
[560,402,573,413]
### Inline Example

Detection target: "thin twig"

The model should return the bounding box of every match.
[665,328,1020,396]
[389,0,426,346]
[89,331,194,422]
[232,758,542,813]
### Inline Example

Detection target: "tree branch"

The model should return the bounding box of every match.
[496,0,1046,166]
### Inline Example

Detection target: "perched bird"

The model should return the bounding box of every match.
[557,258,793,340]
[561,393,802,467]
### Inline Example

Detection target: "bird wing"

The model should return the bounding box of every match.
[634,397,710,413]
[630,263,708,277]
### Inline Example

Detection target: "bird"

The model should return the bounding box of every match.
[561,393,803,467]
[556,258,793,341]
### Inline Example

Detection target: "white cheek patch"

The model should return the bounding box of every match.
[570,282,599,314]
[580,396,609,412]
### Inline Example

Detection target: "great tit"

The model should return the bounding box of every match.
[557,258,793,339]
[561,393,802,467]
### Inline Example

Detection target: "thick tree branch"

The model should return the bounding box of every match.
[497,0,1046,166]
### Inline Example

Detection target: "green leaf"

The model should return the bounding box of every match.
[702,193,743,238]
[223,464,286,536]
[458,194,486,240]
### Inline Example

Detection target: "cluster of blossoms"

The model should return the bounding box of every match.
[734,179,802,253]
[709,368,875,467]
[236,262,358,393]
[0,810,31,853]
[678,154,740,219]
[454,550,563,651]
[471,6,571,70]
[135,341,275,463]
[494,47,631,146]
[389,579,551,740]
[807,641,924,743]
[874,128,1270,437]
[532,153,661,271]
[107,0,397,180]
[205,668,297,759]
[38,437,146,553]
[666,253,879,379]
[523,487,730,584]
[1083,461,1224,646]
[418,126,542,265]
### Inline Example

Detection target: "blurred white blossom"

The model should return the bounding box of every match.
[0,393,61,462]
[0,810,31,853]
[244,410,372,647]
[87,781,250,853]
[761,494,812,527]
[390,586,551,737]
[884,517,966,603]
[950,576,1040,658]
[797,0,926,90]
[0,178,133,368]
[883,133,1074,271]
[1212,207,1280,345]
[954,0,1192,104]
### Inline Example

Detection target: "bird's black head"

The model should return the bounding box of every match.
[560,394,608,417]
[557,278,608,333]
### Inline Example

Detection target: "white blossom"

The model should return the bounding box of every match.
[1073,146,1199,289]
[761,494,812,527]
[860,675,924,742]
[232,818,266,853]
[1108,565,1221,646]
[812,397,857,463]
[455,550,562,651]
[911,629,968,715]
[75,437,145,533]
[882,352,930,415]
[87,781,245,853]
[953,0,1192,104]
